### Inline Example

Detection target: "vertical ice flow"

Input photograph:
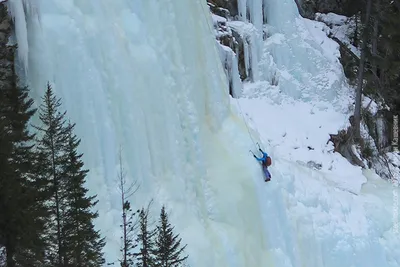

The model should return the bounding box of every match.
[14,0,272,265]
[6,0,29,70]
[261,0,343,101]
[233,0,263,82]
[233,0,343,101]
[237,0,247,21]
[217,43,243,98]
[10,0,399,266]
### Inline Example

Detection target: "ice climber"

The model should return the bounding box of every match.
[253,148,272,182]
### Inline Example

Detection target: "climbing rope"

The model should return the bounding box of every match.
[235,97,258,149]
[200,1,215,35]
[200,2,261,154]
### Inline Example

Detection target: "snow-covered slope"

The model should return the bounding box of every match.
[234,0,400,266]
[7,0,400,266]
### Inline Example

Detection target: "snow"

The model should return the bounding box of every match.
[315,12,360,58]
[212,13,226,24]
[233,0,400,266]
[236,70,400,266]
[8,0,400,266]
[316,12,348,26]
[363,96,379,115]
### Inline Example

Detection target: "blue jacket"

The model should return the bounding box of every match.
[254,149,268,162]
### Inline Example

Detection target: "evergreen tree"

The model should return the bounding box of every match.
[153,206,188,267]
[34,82,72,265]
[350,0,400,150]
[374,1,400,111]
[35,83,106,266]
[119,199,139,267]
[134,207,156,267]
[0,84,48,267]
[0,246,5,266]
[61,123,106,267]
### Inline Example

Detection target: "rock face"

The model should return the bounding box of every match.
[327,118,366,169]
[300,0,357,18]
[0,3,16,91]
[208,0,264,97]
[212,13,244,97]
[208,0,238,18]
[208,1,244,97]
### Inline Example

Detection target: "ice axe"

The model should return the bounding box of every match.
[256,142,262,151]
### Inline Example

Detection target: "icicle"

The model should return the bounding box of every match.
[217,41,230,86]
[227,20,259,82]
[248,34,259,81]
[243,39,249,78]
[6,0,37,73]
[230,51,242,97]
[247,0,263,74]
[217,42,243,98]
[376,114,388,149]
[237,0,247,21]
[247,0,263,34]
[263,0,299,31]
[262,0,268,24]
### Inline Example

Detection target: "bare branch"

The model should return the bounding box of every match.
[116,145,141,266]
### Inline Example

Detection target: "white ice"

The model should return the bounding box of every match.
[217,43,243,98]
[235,0,400,266]
[315,12,361,58]
[8,0,400,266]
[13,0,272,265]
[227,20,261,82]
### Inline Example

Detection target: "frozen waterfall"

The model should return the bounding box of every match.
[230,0,345,101]
[9,0,271,265]
[7,0,400,266]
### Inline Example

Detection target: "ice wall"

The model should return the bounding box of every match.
[222,0,344,101]
[236,0,263,82]
[217,42,242,98]
[9,0,272,265]
[262,0,345,101]
[212,0,264,85]
[8,0,399,266]
[211,13,243,97]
